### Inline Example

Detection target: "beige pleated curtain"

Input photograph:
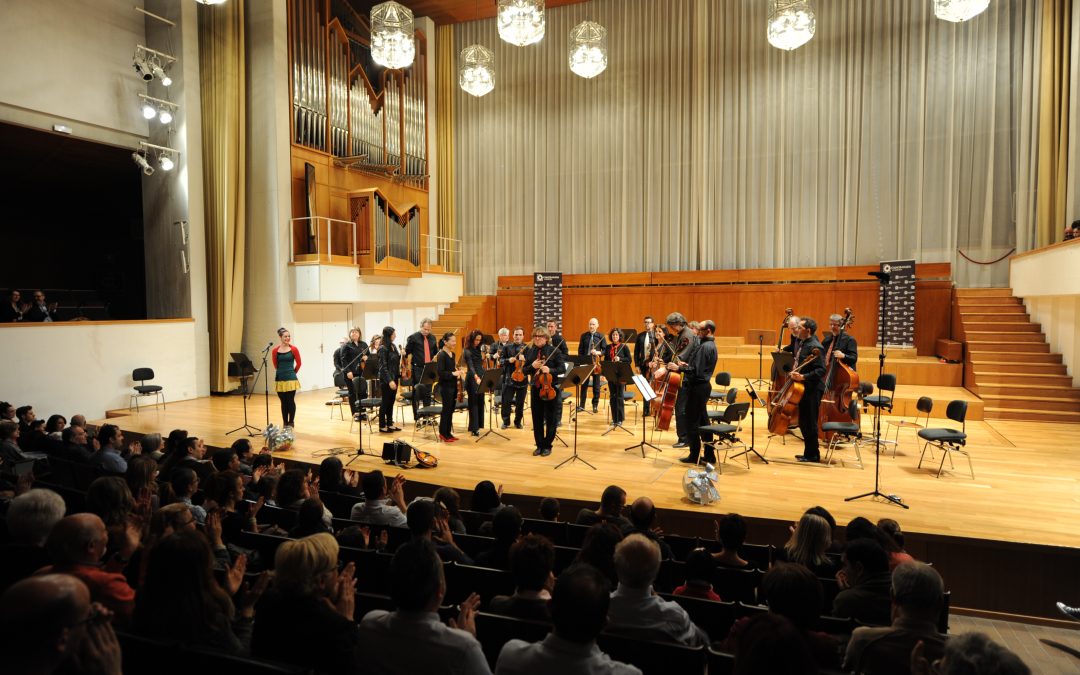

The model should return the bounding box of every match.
[198,1,246,392]
[451,0,1046,293]
[1036,0,1073,247]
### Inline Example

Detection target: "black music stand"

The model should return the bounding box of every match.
[226,353,261,436]
[730,379,769,465]
[600,361,634,437]
[570,355,599,415]
[745,329,775,390]
[476,368,508,442]
[414,362,439,432]
[625,374,662,458]
[556,364,597,470]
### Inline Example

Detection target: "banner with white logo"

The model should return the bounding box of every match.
[533,272,563,331]
[878,260,915,347]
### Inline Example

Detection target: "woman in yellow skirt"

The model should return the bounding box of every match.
[272,327,301,427]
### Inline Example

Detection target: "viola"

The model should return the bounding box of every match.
[767,348,820,436]
[817,309,860,441]
[533,337,564,401]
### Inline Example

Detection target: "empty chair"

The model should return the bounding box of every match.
[886,395,933,456]
[130,367,165,411]
[863,374,895,412]
[709,372,733,407]
[821,400,865,469]
[699,402,751,469]
[917,400,972,479]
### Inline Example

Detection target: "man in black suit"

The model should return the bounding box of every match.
[788,317,826,463]
[633,316,656,415]
[577,318,606,413]
[404,318,438,420]
[821,313,858,371]
[23,290,56,322]
[545,319,569,426]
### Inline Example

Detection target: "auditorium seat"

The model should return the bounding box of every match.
[452,532,496,559]
[657,593,737,641]
[552,545,579,574]
[596,632,706,675]
[707,647,736,675]
[459,509,494,534]
[565,522,591,547]
[354,591,395,621]
[318,490,362,519]
[664,533,699,561]
[251,502,298,530]
[117,631,311,675]
[474,612,551,669]
[32,480,86,514]
[336,547,393,594]
[443,561,515,605]
[521,517,567,545]
[236,531,289,569]
[710,566,762,605]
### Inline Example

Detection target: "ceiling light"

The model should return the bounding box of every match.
[370,1,416,69]
[498,0,545,47]
[132,151,155,176]
[138,94,179,125]
[196,0,228,4]
[459,45,495,97]
[767,0,816,51]
[568,21,607,78]
[151,64,172,87]
[933,0,990,22]
[142,104,158,120]
[159,154,175,171]
[140,142,179,174]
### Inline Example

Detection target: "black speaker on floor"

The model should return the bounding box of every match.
[382,440,412,467]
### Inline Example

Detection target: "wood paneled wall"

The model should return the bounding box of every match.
[495,265,953,356]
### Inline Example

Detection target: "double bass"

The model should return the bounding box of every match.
[767,308,795,409]
[649,327,685,432]
[767,348,821,436]
[817,308,860,442]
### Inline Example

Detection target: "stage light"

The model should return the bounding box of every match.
[133,57,153,81]
[767,0,816,51]
[498,0,545,47]
[568,21,607,79]
[133,45,176,83]
[159,154,175,171]
[138,94,179,125]
[151,64,172,87]
[196,0,228,5]
[142,103,158,120]
[459,44,495,97]
[158,109,173,124]
[370,1,416,69]
[132,151,155,176]
[933,0,990,22]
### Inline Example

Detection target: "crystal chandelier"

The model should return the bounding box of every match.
[767,0,816,51]
[568,21,607,78]
[370,1,415,69]
[459,45,495,97]
[498,0,545,47]
[933,0,990,22]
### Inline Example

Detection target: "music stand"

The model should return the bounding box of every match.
[476,368,508,442]
[620,328,638,345]
[570,355,599,415]
[600,361,634,437]
[745,329,775,390]
[625,374,662,458]
[413,362,438,431]
[729,379,769,465]
[556,363,597,470]
[227,353,261,436]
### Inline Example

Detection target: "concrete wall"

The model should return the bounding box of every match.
[1011,240,1080,385]
[0,321,199,419]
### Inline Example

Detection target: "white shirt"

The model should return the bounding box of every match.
[496,633,642,675]
[606,584,709,647]
[358,609,491,675]
[350,498,407,527]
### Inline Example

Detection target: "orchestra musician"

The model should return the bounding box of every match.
[501,327,528,429]
[668,320,718,465]
[492,327,511,417]
[338,328,368,421]
[462,330,487,437]
[545,319,569,427]
[577,318,607,413]
[436,332,463,443]
[665,312,699,449]
[404,318,438,421]
[377,326,402,433]
[605,328,632,428]
[633,316,656,416]
[787,317,826,463]
[365,335,383,400]
[523,326,565,457]
[822,313,858,371]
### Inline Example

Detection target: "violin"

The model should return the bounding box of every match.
[817,308,860,442]
[510,343,527,383]
[533,337,563,402]
[482,344,494,370]
[588,332,603,375]
[767,348,821,436]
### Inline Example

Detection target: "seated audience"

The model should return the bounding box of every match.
[319,456,361,496]
[776,513,838,578]
[24,290,57,322]
[161,428,189,465]
[433,486,467,534]
[407,498,472,563]
[0,420,30,464]
[170,467,207,525]
[21,419,47,454]
[495,563,641,675]
[848,516,915,570]
[620,496,673,560]
[476,505,523,570]
[162,435,212,481]
[673,548,721,600]
[732,613,817,675]
[358,538,490,674]
[205,470,260,544]
[0,290,24,322]
[606,533,708,647]
[576,484,632,529]
[230,437,254,474]
[252,533,362,674]
[805,505,842,553]
[44,414,66,435]
[844,561,947,674]
[276,468,333,526]
[124,454,161,510]
[351,470,407,526]
[471,479,504,514]
[211,448,241,473]
[134,528,267,653]
[41,514,136,623]
[290,497,332,538]
[0,488,66,592]
[60,425,93,462]
[833,539,893,626]
[140,431,163,460]
[91,424,132,474]
[575,523,623,588]
[912,632,1030,675]
[712,513,750,568]
[0,574,122,675]
[16,406,35,436]
[489,534,556,621]
[539,496,561,521]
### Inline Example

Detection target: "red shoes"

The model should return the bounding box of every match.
[439,434,459,443]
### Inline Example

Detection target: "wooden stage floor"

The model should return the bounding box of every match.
[105,387,1080,551]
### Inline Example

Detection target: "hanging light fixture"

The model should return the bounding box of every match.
[932,0,990,22]
[370,1,415,69]
[568,21,607,78]
[767,0,816,51]
[459,45,495,97]
[137,94,179,125]
[498,0,545,47]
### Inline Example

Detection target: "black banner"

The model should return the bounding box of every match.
[878,259,915,348]
[533,271,563,331]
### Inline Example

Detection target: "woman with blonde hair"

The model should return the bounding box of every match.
[778,513,838,578]
[273,327,302,428]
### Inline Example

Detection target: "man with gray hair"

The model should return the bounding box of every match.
[605,533,708,647]
[843,561,948,674]
[912,632,1030,675]
[1,488,66,592]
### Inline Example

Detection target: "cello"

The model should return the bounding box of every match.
[767,308,798,427]
[767,348,821,436]
[817,308,860,442]
[649,327,686,432]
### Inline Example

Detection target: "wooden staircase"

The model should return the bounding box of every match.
[431,295,496,340]
[957,288,1080,423]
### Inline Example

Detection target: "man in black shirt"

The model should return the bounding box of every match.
[670,320,717,464]
[404,319,438,421]
[338,328,368,419]
[577,318,606,413]
[788,317,827,463]
[501,327,528,429]
[545,320,570,427]
[666,312,698,448]
[633,316,656,416]
[821,313,858,371]
[523,326,565,456]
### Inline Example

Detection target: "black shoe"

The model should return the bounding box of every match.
[515,423,523,429]
[541,448,552,457]
[704,457,717,465]
[795,455,819,463]
[470,431,480,437]
[592,407,599,414]
[501,423,510,429]
[576,406,585,412]
[678,456,697,464]
[672,441,688,449]
[533,447,543,456]
[1057,602,1080,622]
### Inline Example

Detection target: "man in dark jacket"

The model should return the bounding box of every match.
[833,539,893,627]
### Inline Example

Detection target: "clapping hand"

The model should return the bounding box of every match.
[449,593,481,636]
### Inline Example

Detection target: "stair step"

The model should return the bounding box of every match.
[969,361,1067,374]
[978,395,1080,412]
[963,322,1041,333]
[958,305,1027,316]
[955,288,1014,297]
[977,383,1080,399]
[967,351,1062,363]
[966,341,1049,353]
[958,313,1031,323]
[956,297,1022,306]
[983,407,1080,423]
[973,372,1075,386]
[966,330,1044,341]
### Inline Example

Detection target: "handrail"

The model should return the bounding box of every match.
[289,216,357,264]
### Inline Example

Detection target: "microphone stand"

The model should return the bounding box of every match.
[247,342,273,429]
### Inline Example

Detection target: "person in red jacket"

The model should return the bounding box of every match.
[272,327,302,428]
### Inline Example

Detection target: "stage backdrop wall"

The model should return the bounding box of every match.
[453,0,1040,294]
[0,320,200,420]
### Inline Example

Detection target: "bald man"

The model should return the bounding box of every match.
[41,514,135,623]
[0,574,121,675]
[578,318,607,413]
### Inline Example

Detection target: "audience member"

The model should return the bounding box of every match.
[170,467,207,525]
[712,513,750,568]
[124,454,161,510]
[60,425,93,462]
[777,513,837,577]
[620,496,673,560]
[576,485,632,529]
[24,290,57,322]
[476,505,523,570]
[0,488,66,592]
[539,496,561,521]
[21,419,47,454]
[44,414,66,435]
[732,613,817,675]
[319,456,361,496]
[205,470,261,543]
[41,514,136,623]
[140,431,163,460]
[69,413,87,429]
[0,290,24,322]
[161,428,189,466]
[230,437,254,473]
[489,534,555,621]
[912,632,1029,675]
[290,497,332,538]
[495,563,641,675]
[358,538,491,675]
[433,486,467,534]
[606,534,708,647]
[471,479,503,514]
[834,539,893,626]
[868,517,916,570]
[351,470,407,526]
[805,505,842,553]
[575,523,623,588]
[0,574,122,675]
[844,561,947,675]
[673,548,721,600]
[252,533,362,674]
[16,406,35,435]
[211,448,241,473]
[90,424,132,474]
[407,497,472,564]
[0,420,29,464]
[85,476,135,531]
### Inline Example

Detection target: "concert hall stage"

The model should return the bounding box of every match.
[103,385,1080,623]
